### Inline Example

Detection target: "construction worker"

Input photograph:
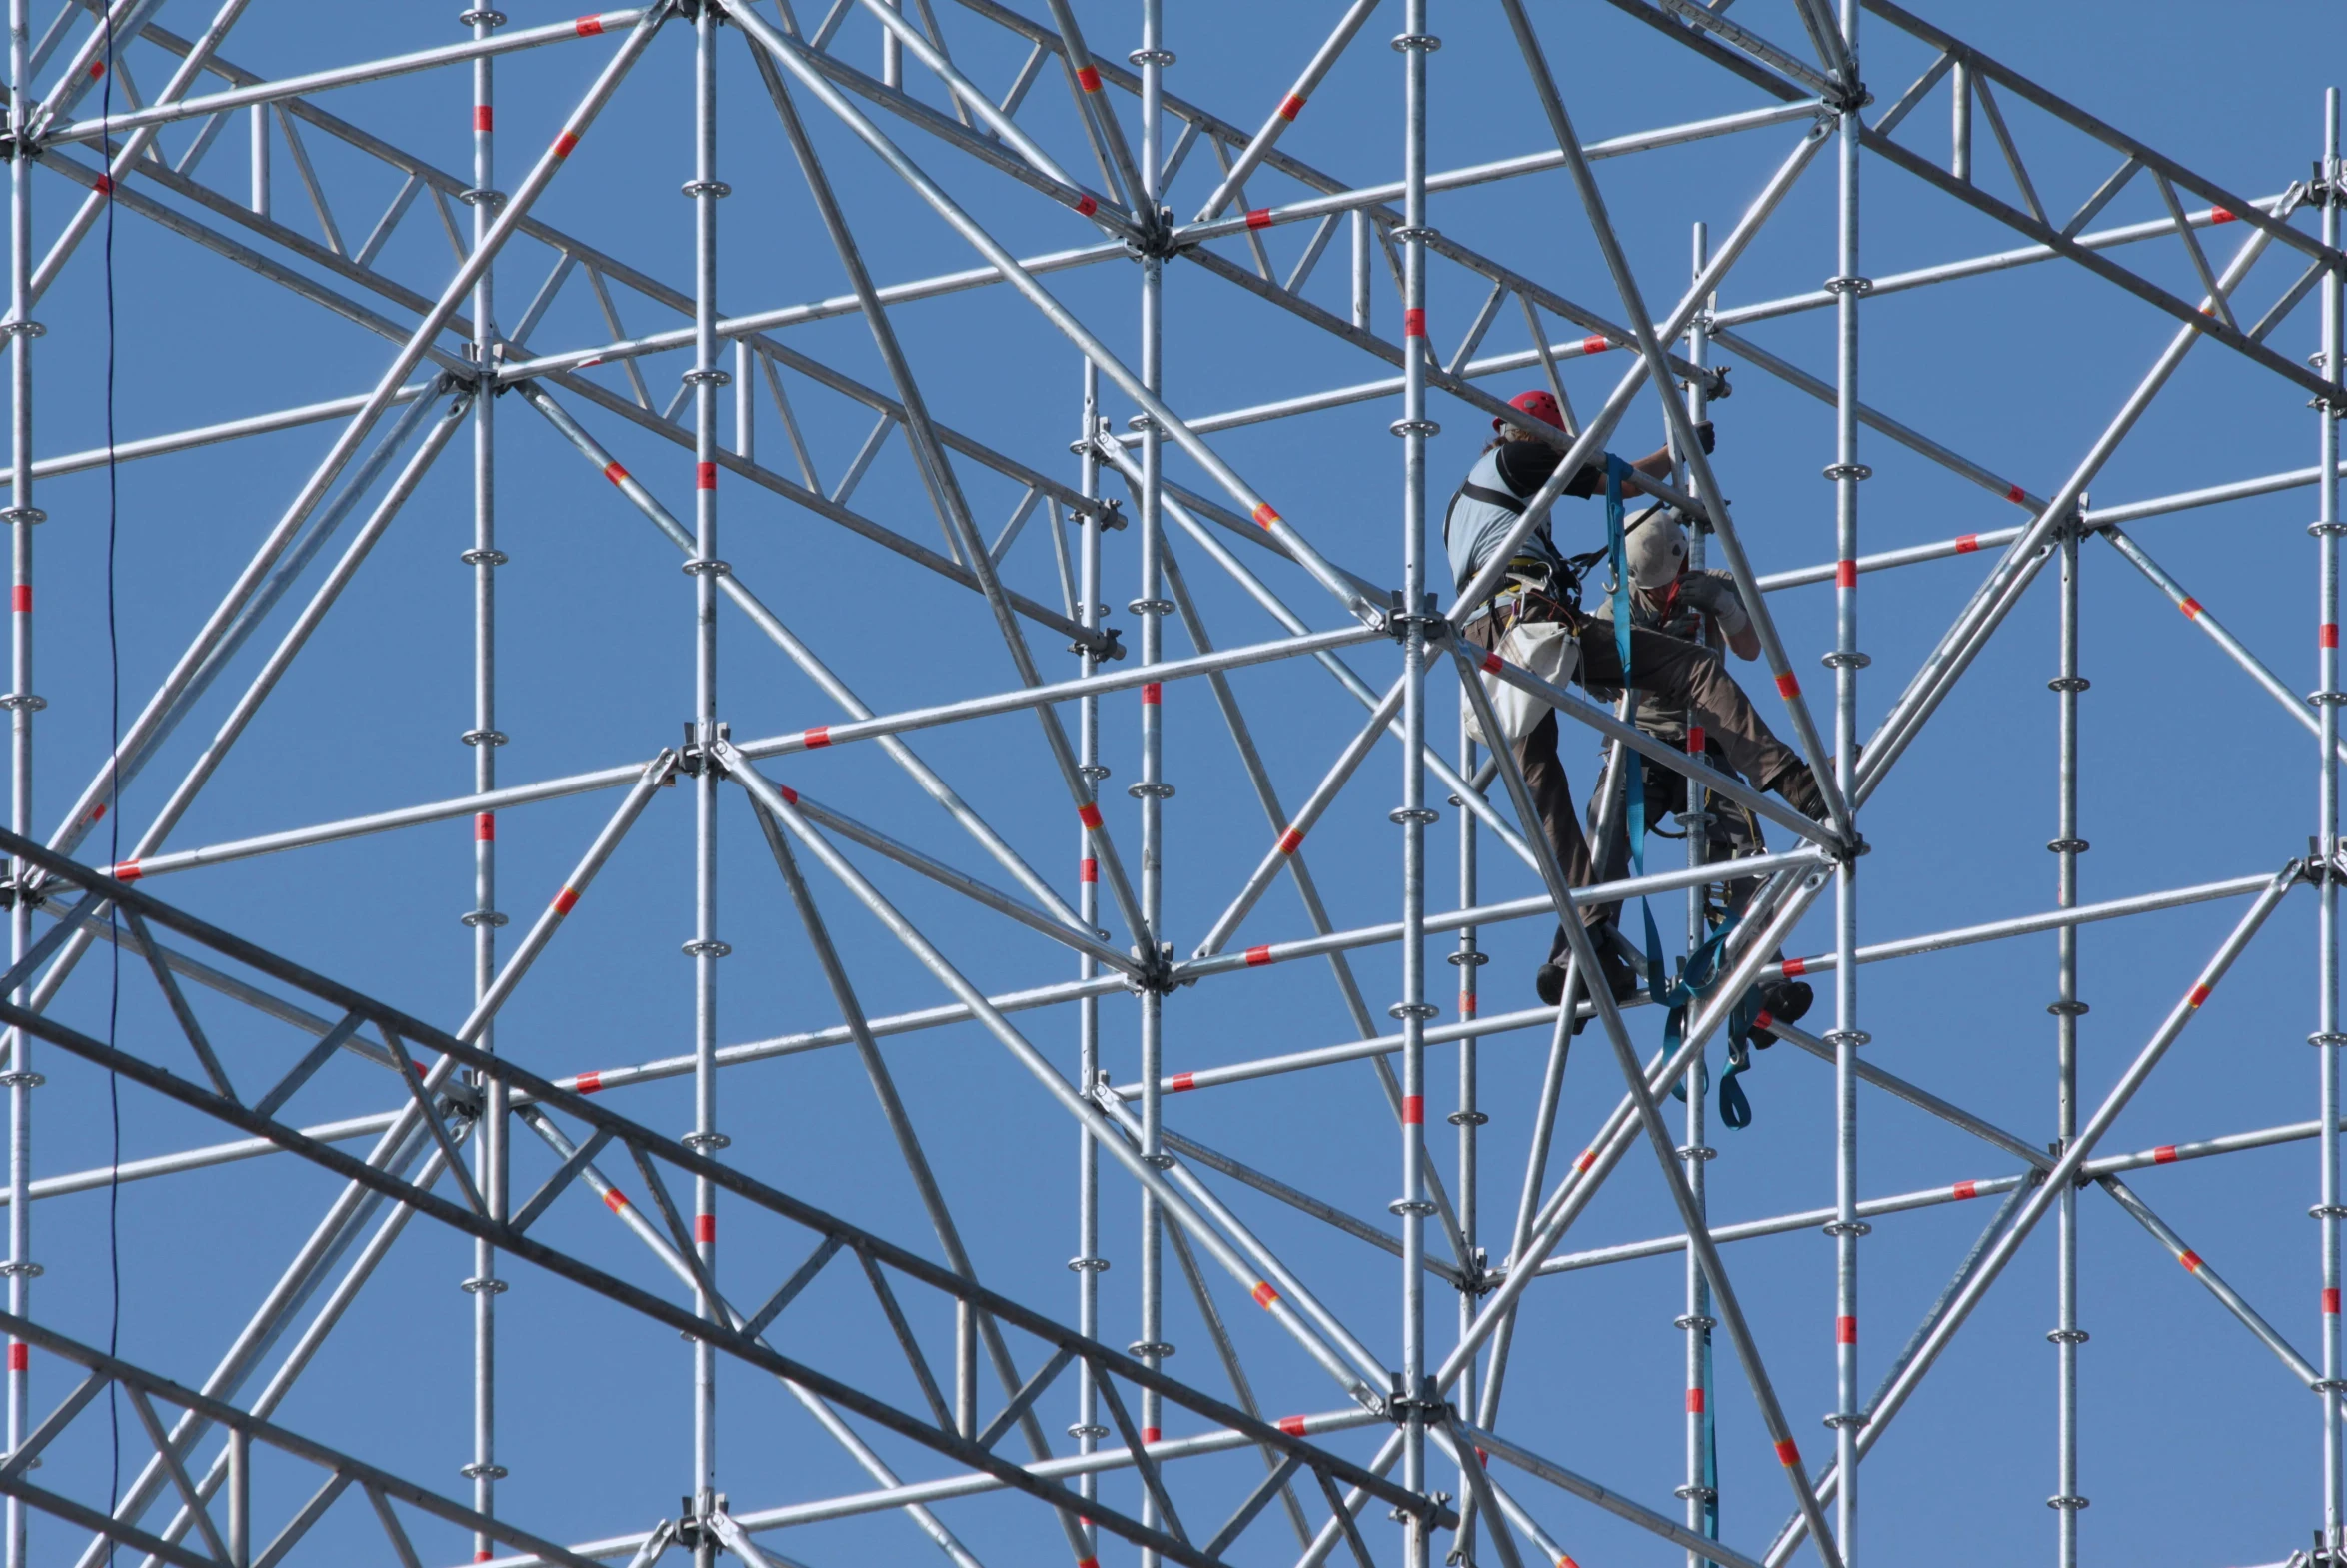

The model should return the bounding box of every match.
[1587,510,1815,1026]
[1445,389,1825,1010]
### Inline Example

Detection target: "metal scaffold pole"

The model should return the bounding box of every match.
[1074,350,1106,1563]
[1397,4,1434,1566]
[2052,502,2087,1551]
[1135,10,1171,1567]
[461,5,508,1556]
[689,2,724,1557]
[2318,81,2345,1568]
[2,0,30,1557]
[1827,4,1866,1559]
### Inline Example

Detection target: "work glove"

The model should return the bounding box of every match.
[1691,418,1716,455]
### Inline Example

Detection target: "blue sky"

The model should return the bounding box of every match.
[11,2,2347,1566]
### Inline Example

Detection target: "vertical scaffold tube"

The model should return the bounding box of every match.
[1829,5,1865,1560]
[2318,82,2343,1567]
[3,0,31,1558]
[1398,6,1433,1566]
[1075,355,1106,1555]
[462,5,505,1556]
[2053,522,2085,1554]
[1136,7,1169,1561]
[689,7,722,1560]
[1684,220,1719,1568]
[1453,699,1482,1568]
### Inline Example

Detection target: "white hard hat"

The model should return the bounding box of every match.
[1625,512,1688,590]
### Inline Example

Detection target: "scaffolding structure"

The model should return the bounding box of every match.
[0,2,2339,1567]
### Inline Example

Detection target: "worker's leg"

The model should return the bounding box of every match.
[1579,627,1823,817]
[1689,745,1813,1028]
[1462,615,1625,1007]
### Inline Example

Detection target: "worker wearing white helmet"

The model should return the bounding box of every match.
[1587,509,1813,1027]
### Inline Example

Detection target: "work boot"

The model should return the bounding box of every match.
[1766,763,1829,822]
[1537,928,1638,1017]
[1755,977,1813,1041]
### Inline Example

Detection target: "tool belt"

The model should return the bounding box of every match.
[1475,556,1588,640]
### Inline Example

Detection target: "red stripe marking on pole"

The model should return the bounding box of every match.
[1573,1149,1596,1173]
[1078,1559,1100,1568]
[2326,1288,2340,1315]
[1076,194,1098,217]
[1460,993,1477,1016]
[1251,1281,1279,1308]
[2179,597,2203,620]
[1687,725,1705,753]
[2005,485,2026,504]
[2188,983,2212,1008]
[804,725,832,749]
[8,586,26,614]
[5,1344,23,1372]
[1558,1556,1582,1568]
[603,1188,629,1212]
[1952,1179,1977,1200]
[553,129,581,159]
[1077,64,1103,92]
[90,803,103,821]
[1954,533,1980,553]
[1685,1388,1704,1413]
[1243,945,1272,967]
[1482,651,1503,674]
[1078,802,1104,829]
[1245,208,1273,230]
[87,59,103,79]
[1753,1008,1775,1030]
[1836,559,1857,589]
[1402,1095,1424,1125]
[2211,206,2237,223]
[1278,1414,1308,1437]
[602,460,629,484]
[1251,503,1282,530]
[2324,624,2340,649]
[1170,1072,1194,1092]
[1782,956,1808,977]
[2180,1249,2203,1273]
[92,174,111,196]
[576,1070,605,1094]
[1141,683,1162,705]
[1774,671,1801,699]
[1403,308,1427,339]
[576,15,606,35]
[776,783,799,804]
[1580,335,1609,355]
[2154,1144,2178,1164]
[696,462,716,490]
[1835,1315,1857,1344]
[553,887,581,915]
[1142,1427,1160,1444]
[695,1213,716,1243]
[476,812,495,841]
[1278,93,1306,121]
[1080,857,1098,883]
[1277,826,1305,854]
[111,860,139,883]
[475,106,494,132]
[1775,1439,1801,1467]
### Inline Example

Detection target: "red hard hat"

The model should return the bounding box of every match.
[1493,388,1564,432]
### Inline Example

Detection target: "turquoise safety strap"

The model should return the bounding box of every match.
[1604,457,1669,1005]
[1662,909,1766,1127]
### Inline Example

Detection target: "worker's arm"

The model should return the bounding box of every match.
[1620,420,1714,497]
[1688,571,1760,659]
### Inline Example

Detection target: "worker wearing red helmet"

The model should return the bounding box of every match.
[1446,389,1825,1012]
